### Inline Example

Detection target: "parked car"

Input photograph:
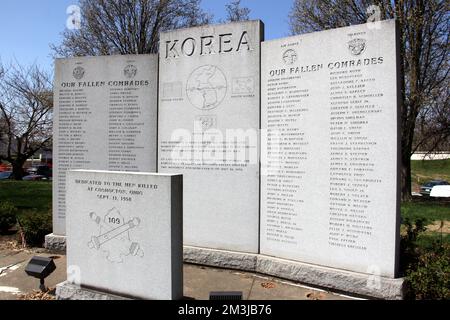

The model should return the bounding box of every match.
[36,165,52,178]
[430,185,450,198]
[26,167,38,175]
[0,171,13,180]
[420,180,450,196]
[24,165,52,181]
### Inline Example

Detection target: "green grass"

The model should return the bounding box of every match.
[411,159,450,186]
[401,201,450,248]
[0,180,52,214]
[415,232,450,249]
[401,202,450,224]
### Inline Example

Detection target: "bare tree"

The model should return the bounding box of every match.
[52,0,213,57]
[0,65,6,139]
[0,64,53,180]
[225,0,250,22]
[289,0,450,201]
[414,84,450,154]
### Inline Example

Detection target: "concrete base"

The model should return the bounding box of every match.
[50,243,404,299]
[184,246,405,300]
[56,281,130,300]
[44,233,66,251]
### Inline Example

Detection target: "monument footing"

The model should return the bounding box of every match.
[44,233,67,251]
[184,246,405,300]
[56,281,130,300]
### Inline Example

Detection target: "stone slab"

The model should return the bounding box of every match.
[56,281,130,300]
[261,20,401,277]
[53,54,158,236]
[44,234,66,251]
[65,170,183,300]
[184,245,257,272]
[158,21,264,253]
[56,263,353,301]
[256,255,404,300]
[183,246,404,300]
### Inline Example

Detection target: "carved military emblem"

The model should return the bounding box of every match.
[283,49,297,65]
[348,38,367,56]
[73,66,85,80]
[87,208,144,263]
[124,65,138,79]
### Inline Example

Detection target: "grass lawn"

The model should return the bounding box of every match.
[411,159,450,191]
[0,180,52,214]
[401,201,450,247]
[407,159,450,246]
[401,202,450,223]
[415,232,450,249]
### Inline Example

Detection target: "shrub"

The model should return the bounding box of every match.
[405,243,450,300]
[0,201,17,234]
[400,218,427,274]
[401,218,450,300]
[17,210,52,247]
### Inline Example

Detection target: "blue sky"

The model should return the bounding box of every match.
[0,0,293,73]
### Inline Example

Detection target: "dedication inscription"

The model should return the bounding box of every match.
[158,21,264,253]
[66,170,183,300]
[261,20,400,277]
[53,55,158,235]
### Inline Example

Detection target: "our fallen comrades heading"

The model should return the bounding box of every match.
[269,56,384,77]
[60,80,151,88]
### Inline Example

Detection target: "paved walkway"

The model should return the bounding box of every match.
[0,248,355,300]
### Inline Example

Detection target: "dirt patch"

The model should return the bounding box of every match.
[0,233,51,254]
[401,220,450,236]
[17,288,56,300]
[426,221,450,234]
[261,282,276,289]
[0,233,23,251]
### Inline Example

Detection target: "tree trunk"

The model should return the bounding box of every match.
[11,159,26,180]
[395,3,413,203]
[401,150,412,202]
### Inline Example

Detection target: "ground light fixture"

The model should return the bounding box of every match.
[25,256,56,292]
